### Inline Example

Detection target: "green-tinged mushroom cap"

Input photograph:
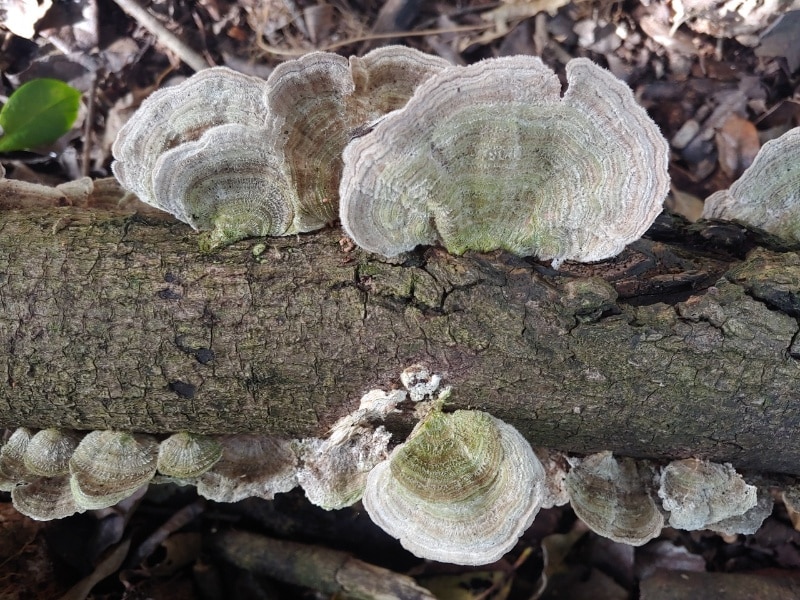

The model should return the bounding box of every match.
[363,408,545,565]
[340,56,670,267]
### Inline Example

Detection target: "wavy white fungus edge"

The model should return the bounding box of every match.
[339,55,669,267]
[702,127,800,243]
[0,367,777,543]
[362,413,545,565]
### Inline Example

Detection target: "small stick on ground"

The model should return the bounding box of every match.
[112,0,210,71]
[81,71,97,178]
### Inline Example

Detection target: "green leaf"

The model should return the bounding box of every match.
[0,78,81,152]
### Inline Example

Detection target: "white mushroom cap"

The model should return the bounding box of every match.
[69,431,159,510]
[658,458,757,530]
[111,67,271,218]
[12,475,83,521]
[706,483,773,536]
[157,432,223,479]
[565,452,663,546]
[195,435,298,503]
[23,428,82,477]
[0,427,33,490]
[111,48,448,248]
[703,127,800,243]
[340,56,669,267]
[362,409,545,565]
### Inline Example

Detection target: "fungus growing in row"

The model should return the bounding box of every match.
[23,428,82,477]
[362,400,545,565]
[703,127,800,243]
[111,67,270,221]
[657,458,757,531]
[0,427,33,490]
[157,432,223,479]
[69,431,159,510]
[111,46,447,248]
[340,56,669,267]
[12,475,82,521]
[705,483,774,536]
[565,452,663,546]
[195,435,298,503]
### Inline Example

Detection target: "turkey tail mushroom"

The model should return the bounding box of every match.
[68,431,159,510]
[702,127,800,244]
[111,47,449,249]
[362,405,546,565]
[565,452,664,546]
[339,56,669,267]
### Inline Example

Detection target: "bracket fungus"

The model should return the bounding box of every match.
[0,427,33,490]
[69,431,159,510]
[702,127,800,244]
[23,428,81,477]
[340,56,670,267]
[12,475,81,521]
[657,458,757,531]
[111,46,447,248]
[565,452,663,546]
[157,432,223,479]
[362,404,545,565]
[195,435,298,503]
[111,68,270,222]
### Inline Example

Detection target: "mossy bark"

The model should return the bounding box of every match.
[1,203,799,474]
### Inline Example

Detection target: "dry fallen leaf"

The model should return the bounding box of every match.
[715,114,761,179]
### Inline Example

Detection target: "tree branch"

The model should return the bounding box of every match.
[1,194,799,474]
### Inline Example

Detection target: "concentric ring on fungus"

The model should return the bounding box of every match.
[340,56,669,267]
[362,409,545,565]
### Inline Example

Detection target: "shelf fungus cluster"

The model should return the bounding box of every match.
[0,370,776,564]
[112,46,448,248]
[563,453,773,545]
[112,47,669,264]
[0,368,425,521]
[702,127,800,244]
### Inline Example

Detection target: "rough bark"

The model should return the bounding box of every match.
[1,196,799,475]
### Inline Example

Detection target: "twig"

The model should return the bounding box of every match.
[128,498,206,567]
[81,71,97,178]
[257,22,493,57]
[112,0,209,71]
[281,0,310,39]
[212,530,437,599]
